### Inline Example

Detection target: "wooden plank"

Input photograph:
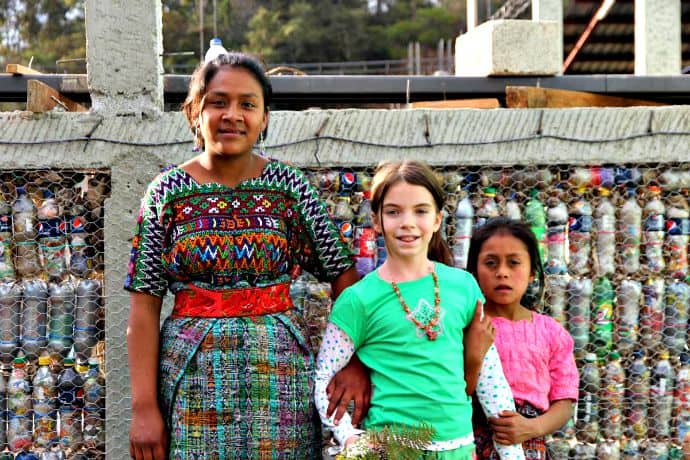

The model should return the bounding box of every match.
[506,86,665,108]
[409,98,501,109]
[26,79,88,113]
[6,64,42,75]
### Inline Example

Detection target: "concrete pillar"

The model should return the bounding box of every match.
[85,0,164,115]
[467,0,478,31]
[635,0,682,75]
[532,0,563,74]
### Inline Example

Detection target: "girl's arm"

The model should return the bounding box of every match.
[490,399,574,445]
[315,322,364,447]
[127,292,168,460]
[463,301,494,394]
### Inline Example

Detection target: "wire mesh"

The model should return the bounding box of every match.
[294,163,690,458]
[0,169,109,459]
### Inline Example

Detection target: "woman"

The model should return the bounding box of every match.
[125,52,361,459]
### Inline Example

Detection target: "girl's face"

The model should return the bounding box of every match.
[475,233,534,312]
[199,66,268,157]
[374,181,441,263]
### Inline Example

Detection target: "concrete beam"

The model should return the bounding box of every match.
[85,0,164,115]
[634,0,682,75]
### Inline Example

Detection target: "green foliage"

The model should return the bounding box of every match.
[337,423,436,460]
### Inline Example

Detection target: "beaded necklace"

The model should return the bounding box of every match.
[390,270,440,340]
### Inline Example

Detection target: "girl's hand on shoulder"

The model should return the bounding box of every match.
[463,300,494,367]
[130,405,168,460]
[489,410,538,445]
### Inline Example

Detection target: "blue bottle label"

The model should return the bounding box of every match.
[38,217,66,238]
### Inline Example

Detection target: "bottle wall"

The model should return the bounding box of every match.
[295,164,690,458]
[0,170,108,459]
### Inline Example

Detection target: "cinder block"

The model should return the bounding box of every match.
[455,19,561,76]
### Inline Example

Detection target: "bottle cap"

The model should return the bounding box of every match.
[632,349,645,360]
[608,350,621,360]
[13,354,26,366]
[37,355,51,366]
[63,357,75,367]
[659,349,669,360]
[584,352,597,363]
[648,185,661,195]
[484,187,496,197]
[88,357,100,367]
[210,37,223,46]
[680,352,690,365]
[530,188,539,198]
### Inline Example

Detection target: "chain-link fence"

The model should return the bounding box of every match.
[0,169,109,459]
[294,163,689,458]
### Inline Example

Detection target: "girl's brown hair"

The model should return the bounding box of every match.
[181,52,272,150]
[370,160,453,266]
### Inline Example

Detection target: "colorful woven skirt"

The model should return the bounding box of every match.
[158,309,321,459]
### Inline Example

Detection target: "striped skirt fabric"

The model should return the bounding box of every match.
[159,310,321,459]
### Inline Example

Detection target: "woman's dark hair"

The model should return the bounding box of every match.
[466,217,545,309]
[370,160,452,266]
[181,51,272,150]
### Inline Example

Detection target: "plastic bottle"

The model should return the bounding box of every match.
[571,441,596,459]
[67,207,90,278]
[7,353,32,452]
[545,191,568,275]
[663,281,689,357]
[643,185,666,273]
[615,279,641,359]
[620,438,640,459]
[13,186,41,278]
[57,355,83,449]
[596,440,620,460]
[375,235,386,268]
[39,446,66,460]
[618,187,642,274]
[82,358,104,448]
[32,355,57,449]
[594,188,616,275]
[665,193,689,279]
[47,280,76,360]
[524,189,547,266]
[625,349,650,439]
[73,278,101,361]
[576,352,599,443]
[475,187,499,230]
[354,191,376,277]
[640,278,665,352]
[289,272,308,313]
[0,191,15,281]
[0,281,21,365]
[570,167,615,189]
[600,350,625,440]
[0,365,7,450]
[452,189,474,269]
[504,191,521,221]
[568,188,592,276]
[15,452,38,460]
[566,277,592,359]
[591,276,614,359]
[37,189,68,281]
[204,37,227,63]
[332,195,354,244]
[649,349,674,440]
[644,441,669,459]
[545,438,571,459]
[21,279,48,361]
[673,353,690,447]
[614,167,642,188]
[544,274,568,326]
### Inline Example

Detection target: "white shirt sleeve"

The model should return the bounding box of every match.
[314,322,365,447]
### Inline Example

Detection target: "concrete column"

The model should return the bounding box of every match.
[635,0,682,75]
[467,0,478,31]
[85,0,164,115]
[532,0,563,74]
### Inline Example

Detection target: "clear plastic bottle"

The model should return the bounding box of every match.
[594,188,616,275]
[545,274,568,326]
[32,354,57,449]
[673,353,690,447]
[57,355,84,449]
[354,191,376,277]
[545,191,568,275]
[13,186,41,278]
[618,187,642,274]
[7,353,32,452]
[0,190,15,281]
[568,188,592,276]
[504,191,521,221]
[566,277,592,359]
[596,440,620,460]
[204,37,227,63]
[640,277,665,352]
[524,189,547,266]
[0,281,21,364]
[620,438,640,459]
[644,440,669,459]
[615,279,641,359]
[649,349,674,440]
[625,349,650,439]
[665,193,690,279]
[82,358,105,448]
[289,271,308,313]
[47,280,76,359]
[37,189,68,281]
[576,352,599,443]
[67,210,90,278]
[643,185,666,273]
[73,278,102,361]
[475,187,499,229]
[600,350,625,440]
[571,441,596,459]
[452,189,474,269]
[591,276,614,359]
[0,364,7,449]
[21,278,48,361]
[663,280,689,357]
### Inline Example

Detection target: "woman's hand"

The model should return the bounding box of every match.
[326,354,371,425]
[130,404,168,460]
[489,410,538,445]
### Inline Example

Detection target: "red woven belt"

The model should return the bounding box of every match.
[172,282,293,318]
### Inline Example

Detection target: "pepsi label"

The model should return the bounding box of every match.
[68,215,87,234]
[338,169,357,195]
[0,214,11,233]
[37,217,66,238]
[569,215,593,232]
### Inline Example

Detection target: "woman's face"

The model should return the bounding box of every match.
[198,66,268,157]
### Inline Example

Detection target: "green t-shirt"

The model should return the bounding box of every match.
[329,262,484,442]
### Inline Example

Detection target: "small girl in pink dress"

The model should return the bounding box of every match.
[466,217,579,460]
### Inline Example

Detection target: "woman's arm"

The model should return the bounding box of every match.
[330,266,359,299]
[127,292,168,460]
[490,399,574,445]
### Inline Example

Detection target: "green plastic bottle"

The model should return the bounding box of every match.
[524,188,547,267]
[592,276,614,359]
